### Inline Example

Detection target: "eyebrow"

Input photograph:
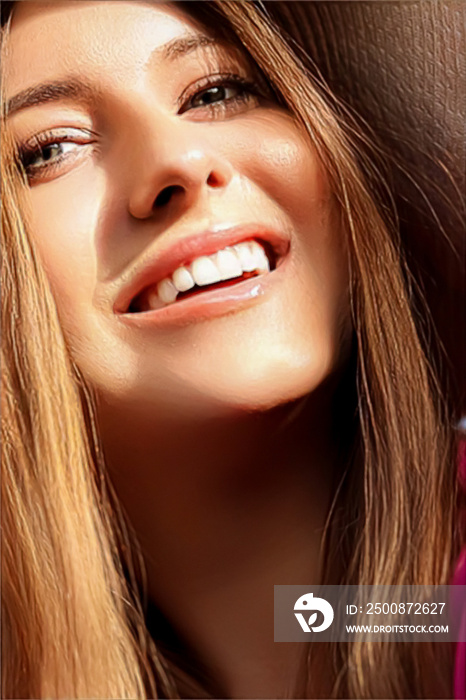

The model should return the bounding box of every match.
[6,77,95,117]
[162,34,219,61]
[6,34,221,117]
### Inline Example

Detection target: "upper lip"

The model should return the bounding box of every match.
[114,224,291,314]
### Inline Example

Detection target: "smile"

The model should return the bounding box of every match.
[115,224,290,328]
[129,239,274,313]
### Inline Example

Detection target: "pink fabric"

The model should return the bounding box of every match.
[453,549,466,700]
[453,439,466,700]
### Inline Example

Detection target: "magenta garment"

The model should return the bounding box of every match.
[453,440,466,700]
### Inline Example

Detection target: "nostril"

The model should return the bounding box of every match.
[154,184,183,208]
[206,171,222,187]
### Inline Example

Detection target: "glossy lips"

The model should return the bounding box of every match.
[133,239,272,312]
[114,225,290,322]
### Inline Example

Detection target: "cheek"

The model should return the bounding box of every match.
[228,114,347,301]
[229,111,329,226]
[26,170,105,324]
[233,113,348,307]
[249,118,351,362]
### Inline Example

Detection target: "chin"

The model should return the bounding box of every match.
[172,345,336,416]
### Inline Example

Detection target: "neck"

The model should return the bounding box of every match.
[97,383,344,697]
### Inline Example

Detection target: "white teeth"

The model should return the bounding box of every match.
[250,240,270,272]
[141,240,272,310]
[215,248,243,280]
[157,278,178,304]
[190,256,221,286]
[233,242,258,272]
[172,266,195,292]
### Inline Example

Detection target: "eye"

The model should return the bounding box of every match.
[16,129,94,183]
[178,73,263,117]
[190,83,245,108]
[21,141,77,171]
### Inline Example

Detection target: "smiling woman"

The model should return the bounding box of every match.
[4,0,351,420]
[1,2,464,699]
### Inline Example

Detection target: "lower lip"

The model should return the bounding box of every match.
[116,253,290,329]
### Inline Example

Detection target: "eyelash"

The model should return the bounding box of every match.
[179,72,261,115]
[17,72,263,182]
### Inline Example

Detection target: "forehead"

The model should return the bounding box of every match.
[4,1,204,94]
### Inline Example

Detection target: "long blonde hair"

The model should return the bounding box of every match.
[1,2,463,698]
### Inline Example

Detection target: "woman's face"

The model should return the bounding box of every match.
[4,1,351,422]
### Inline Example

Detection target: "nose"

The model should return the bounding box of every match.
[127,119,234,220]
